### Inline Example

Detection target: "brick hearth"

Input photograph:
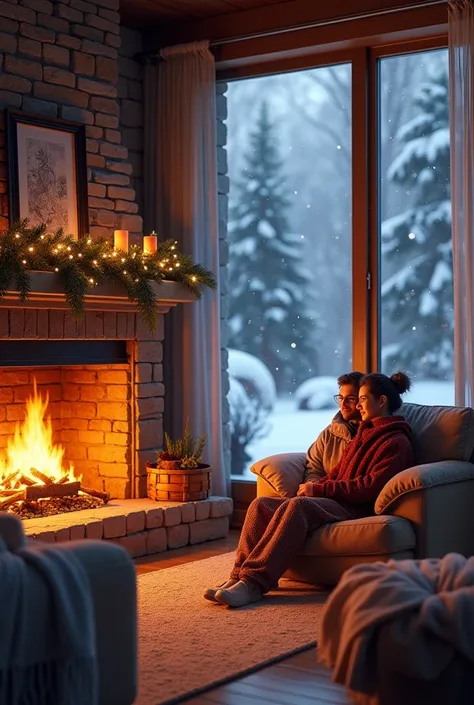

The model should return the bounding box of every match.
[23,497,234,558]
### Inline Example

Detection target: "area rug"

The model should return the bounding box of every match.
[135,552,327,705]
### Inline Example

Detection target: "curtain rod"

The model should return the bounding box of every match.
[139,0,447,59]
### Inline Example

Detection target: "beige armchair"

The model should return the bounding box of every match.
[251,402,474,586]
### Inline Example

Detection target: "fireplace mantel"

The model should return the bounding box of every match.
[0,271,196,314]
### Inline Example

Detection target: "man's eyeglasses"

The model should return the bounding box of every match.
[333,394,358,406]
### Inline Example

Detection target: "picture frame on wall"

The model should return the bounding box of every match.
[6,110,89,239]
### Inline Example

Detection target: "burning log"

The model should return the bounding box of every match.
[30,468,53,485]
[80,486,110,503]
[0,384,109,517]
[0,491,25,510]
[2,471,19,487]
[0,481,109,505]
[24,481,80,502]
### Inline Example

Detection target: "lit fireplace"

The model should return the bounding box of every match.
[0,380,108,518]
[0,274,194,512]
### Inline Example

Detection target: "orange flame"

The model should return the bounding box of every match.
[0,381,78,488]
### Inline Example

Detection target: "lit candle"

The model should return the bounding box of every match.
[143,231,158,255]
[114,230,129,251]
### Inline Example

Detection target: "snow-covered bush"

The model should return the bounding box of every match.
[228,348,277,411]
[228,377,271,476]
[295,376,338,411]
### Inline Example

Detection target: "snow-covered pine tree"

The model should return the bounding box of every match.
[381,64,453,379]
[228,101,319,392]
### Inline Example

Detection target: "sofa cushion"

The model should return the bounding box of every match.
[250,452,306,497]
[400,402,474,464]
[301,515,416,557]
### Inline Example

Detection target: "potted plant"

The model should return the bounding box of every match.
[146,420,211,502]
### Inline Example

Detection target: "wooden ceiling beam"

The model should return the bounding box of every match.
[145,0,447,49]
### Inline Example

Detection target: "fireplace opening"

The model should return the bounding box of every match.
[0,340,128,367]
[0,363,133,516]
[0,379,111,518]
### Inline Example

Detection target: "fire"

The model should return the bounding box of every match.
[0,381,78,489]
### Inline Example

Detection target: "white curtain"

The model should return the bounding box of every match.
[449,0,474,406]
[144,41,228,496]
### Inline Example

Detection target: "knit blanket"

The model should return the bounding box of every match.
[0,519,98,705]
[318,553,474,705]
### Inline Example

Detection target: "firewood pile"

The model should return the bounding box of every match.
[0,468,110,518]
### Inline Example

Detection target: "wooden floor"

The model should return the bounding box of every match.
[134,531,350,705]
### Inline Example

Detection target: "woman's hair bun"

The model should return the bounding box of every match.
[390,371,411,395]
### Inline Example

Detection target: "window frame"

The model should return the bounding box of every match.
[223,27,449,492]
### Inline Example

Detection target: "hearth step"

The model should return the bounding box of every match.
[22,497,233,558]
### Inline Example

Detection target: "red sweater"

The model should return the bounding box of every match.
[311,416,413,505]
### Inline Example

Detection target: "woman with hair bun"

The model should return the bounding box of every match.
[357,370,412,420]
[205,371,414,608]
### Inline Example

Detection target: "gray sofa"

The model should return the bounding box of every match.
[251,402,474,586]
[0,514,137,705]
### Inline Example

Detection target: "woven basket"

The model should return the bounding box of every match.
[146,462,211,502]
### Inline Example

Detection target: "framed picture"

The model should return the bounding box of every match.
[6,110,89,239]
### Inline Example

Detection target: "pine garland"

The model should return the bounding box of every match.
[0,221,217,332]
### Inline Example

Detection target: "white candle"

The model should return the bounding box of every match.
[143,232,158,255]
[114,230,129,251]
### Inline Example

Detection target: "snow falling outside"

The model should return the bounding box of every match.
[224,49,454,480]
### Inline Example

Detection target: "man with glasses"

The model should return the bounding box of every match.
[304,371,364,483]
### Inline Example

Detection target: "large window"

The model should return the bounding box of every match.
[379,49,453,405]
[224,41,454,481]
[226,64,352,479]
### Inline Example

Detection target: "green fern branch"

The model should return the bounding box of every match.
[0,221,217,332]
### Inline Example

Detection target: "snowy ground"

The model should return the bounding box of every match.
[234,380,455,480]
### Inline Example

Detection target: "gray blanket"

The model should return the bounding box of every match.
[318,553,474,705]
[0,514,98,705]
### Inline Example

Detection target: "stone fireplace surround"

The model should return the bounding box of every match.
[0,271,193,500]
[0,272,233,555]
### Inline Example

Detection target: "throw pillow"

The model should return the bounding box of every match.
[250,452,307,497]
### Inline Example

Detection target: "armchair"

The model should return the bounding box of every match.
[251,402,474,586]
[0,513,137,705]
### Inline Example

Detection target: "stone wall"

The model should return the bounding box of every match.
[0,0,143,244]
[118,26,143,215]
[216,82,231,477]
[0,0,232,489]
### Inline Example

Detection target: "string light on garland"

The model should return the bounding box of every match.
[0,221,217,332]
